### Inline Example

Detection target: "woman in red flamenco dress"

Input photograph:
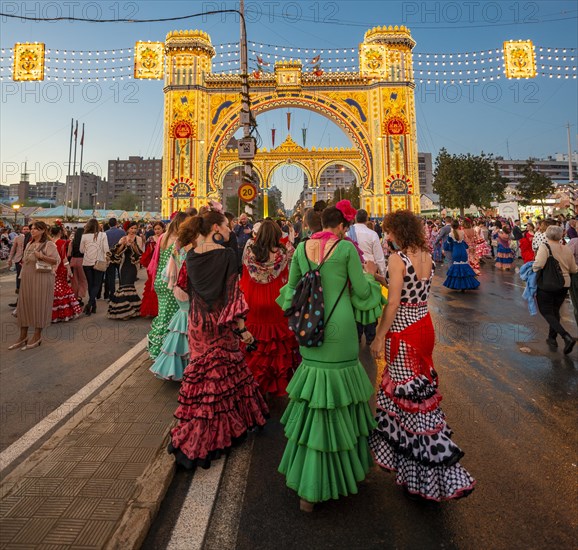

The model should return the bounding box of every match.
[50,225,82,323]
[168,208,269,470]
[140,221,164,317]
[240,220,300,397]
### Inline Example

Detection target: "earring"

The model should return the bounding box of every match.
[212,232,225,245]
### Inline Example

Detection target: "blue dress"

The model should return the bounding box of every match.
[443,237,480,290]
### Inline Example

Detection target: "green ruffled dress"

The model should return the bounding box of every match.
[276,239,385,503]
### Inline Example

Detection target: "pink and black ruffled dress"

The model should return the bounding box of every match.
[369,252,476,501]
[168,247,269,469]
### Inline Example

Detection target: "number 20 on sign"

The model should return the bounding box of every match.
[238,183,257,202]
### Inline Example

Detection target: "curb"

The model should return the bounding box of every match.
[106,442,175,550]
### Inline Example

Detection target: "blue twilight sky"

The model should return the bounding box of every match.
[0,0,577,208]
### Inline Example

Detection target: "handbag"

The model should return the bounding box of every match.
[536,243,565,292]
[35,244,53,273]
[93,234,109,272]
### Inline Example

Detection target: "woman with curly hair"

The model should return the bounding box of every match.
[277,201,384,511]
[240,220,299,396]
[370,210,475,501]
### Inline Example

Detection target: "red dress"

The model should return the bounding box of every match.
[240,242,300,396]
[140,236,159,317]
[52,239,82,323]
[519,233,535,264]
[169,247,269,469]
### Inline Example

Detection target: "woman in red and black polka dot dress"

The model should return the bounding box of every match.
[50,225,82,323]
[370,210,476,501]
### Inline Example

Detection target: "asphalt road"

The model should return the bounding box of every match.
[0,269,152,453]
[146,262,578,550]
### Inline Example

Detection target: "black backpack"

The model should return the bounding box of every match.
[537,243,565,292]
[285,239,348,348]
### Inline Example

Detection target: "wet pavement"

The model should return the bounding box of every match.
[147,262,577,549]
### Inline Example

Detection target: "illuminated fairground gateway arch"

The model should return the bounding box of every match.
[161,26,419,218]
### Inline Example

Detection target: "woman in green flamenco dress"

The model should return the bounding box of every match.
[276,201,384,512]
[147,212,188,359]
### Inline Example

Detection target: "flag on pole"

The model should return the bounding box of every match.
[80,125,84,147]
[74,120,78,141]
[271,127,276,148]
[286,111,291,132]
[302,126,307,147]
[309,55,321,64]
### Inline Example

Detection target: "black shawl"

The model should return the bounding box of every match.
[186,247,238,311]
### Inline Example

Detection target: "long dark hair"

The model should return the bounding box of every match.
[178,211,226,247]
[31,221,50,243]
[251,220,283,263]
[451,219,461,241]
[72,227,84,256]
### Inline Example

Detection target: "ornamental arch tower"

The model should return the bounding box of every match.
[161,26,420,218]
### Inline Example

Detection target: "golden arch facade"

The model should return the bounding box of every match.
[161,26,420,217]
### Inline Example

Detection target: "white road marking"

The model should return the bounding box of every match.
[504,282,525,289]
[167,460,225,550]
[0,337,147,473]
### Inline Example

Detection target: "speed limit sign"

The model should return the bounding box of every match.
[238,183,257,202]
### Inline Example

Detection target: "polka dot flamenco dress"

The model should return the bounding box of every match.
[52,239,82,323]
[147,244,179,359]
[369,252,476,501]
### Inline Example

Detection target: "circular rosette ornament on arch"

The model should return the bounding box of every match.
[386,174,413,195]
[170,121,195,140]
[168,177,196,199]
[384,116,407,136]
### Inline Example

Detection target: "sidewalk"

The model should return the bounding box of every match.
[0,352,178,550]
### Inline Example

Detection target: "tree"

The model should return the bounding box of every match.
[331,185,360,209]
[256,191,282,219]
[225,195,241,216]
[515,160,556,217]
[112,192,140,211]
[433,148,507,217]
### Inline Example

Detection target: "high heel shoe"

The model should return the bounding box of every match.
[8,339,27,350]
[21,339,42,350]
[84,304,92,316]
[299,499,314,513]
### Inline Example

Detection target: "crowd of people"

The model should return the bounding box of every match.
[4,203,577,511]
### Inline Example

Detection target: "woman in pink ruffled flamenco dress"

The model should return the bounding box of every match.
[240,220,299,397]
[168,205,269,469]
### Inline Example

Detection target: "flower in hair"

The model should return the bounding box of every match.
[335,200,357,223]
[170,211,180,220]
[208,200,224,214]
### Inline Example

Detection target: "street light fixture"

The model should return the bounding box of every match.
[12,203,20,225]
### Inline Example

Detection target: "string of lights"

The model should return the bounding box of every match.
[1,39,575,82]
